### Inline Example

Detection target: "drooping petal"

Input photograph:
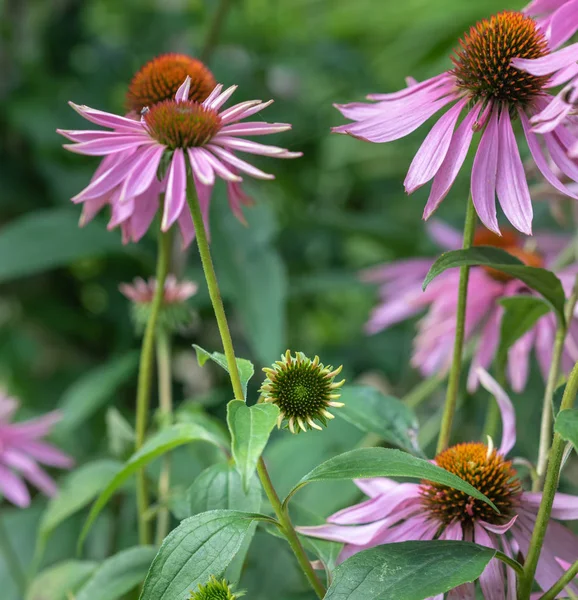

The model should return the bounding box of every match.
[467,307,502,392]
[161,148,187,231]
[426,219,463,250]
[507,328,535,392]
[208,145,274,179]
[522,492,578,520]
[474,523,504,600]
[118,144,164,203]
[0,465,30,507]
[187,147,215,186]
[63,136,152,156]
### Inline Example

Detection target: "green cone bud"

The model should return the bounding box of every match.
[189,576,241,600]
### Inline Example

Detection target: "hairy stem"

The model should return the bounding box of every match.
[186,183,325,598]
[135,230,171,545]
[436,197,476,454]
[518,360,578,599]
[155,329,173,545]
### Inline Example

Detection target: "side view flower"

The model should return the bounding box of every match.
[298,369,578,599]
[333,10,578,234]
[362,220,578,392]
[58,77,301,246]
[0,392,73,507]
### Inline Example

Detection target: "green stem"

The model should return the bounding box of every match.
[518,360,578,599]
[0,515,26,595]
[155,329,173,545]
[200,0,233,63]
[436,196,477,454]
[135,230,172,546]
[535,277,578,491]
[538,560,578,600]
[186,184,325,598]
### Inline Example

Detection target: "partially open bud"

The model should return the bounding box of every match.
[260,350,345,433]
[119,275,198,333]
[189,576,242,600]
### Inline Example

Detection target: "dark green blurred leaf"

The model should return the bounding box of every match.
[106,407,136,459]
[423,247,566,324]
[337,385,421,454]
[26,560,97,600]
[0,209,124,283]
[324,541,495,600]
[555,409,578,451]
[76,546,157,600]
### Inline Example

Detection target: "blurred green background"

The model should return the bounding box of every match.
[1,0,577,598]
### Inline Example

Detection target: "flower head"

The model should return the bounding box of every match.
[299,370,578,598]
[126,53,216,113]
[0,392,73,507]
[119,274,197,331]
[58,78,301,246]
[260,350,345,433]
[189,576,242,600]
[362,219,578,392]
[333,10,578,234]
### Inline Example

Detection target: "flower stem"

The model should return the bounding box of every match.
[535,276,578,491]
[436,196,476,454]
[135,230,171,546]
[186,184,325,599]
[0,515,26,595]
[155,328,173,545]
[538,560,578,600]
[200,0,232,63]
[518,359,578,600]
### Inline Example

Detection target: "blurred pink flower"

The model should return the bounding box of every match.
[299,369,578,599]
[362,220,578,392]
[333,11,578,235]
[119,274,198,305]
[58,78,301,246]
[0,393,73,507]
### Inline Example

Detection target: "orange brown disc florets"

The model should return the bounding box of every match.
[452,11,549,108]
[420,442,522,525]
[144,100,221,150]
[127,54,216,113]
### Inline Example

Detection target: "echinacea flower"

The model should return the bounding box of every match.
[58,77,301,246]
[260,351,345,433]
[0,392,73,507]
[333,11,578,235]
[362,220,578,392]
[119,274,198,331]
[189,576,243,600]
[299,369,578,599]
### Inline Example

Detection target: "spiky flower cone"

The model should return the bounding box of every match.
[260,350,345,433]
[189,576,242,600]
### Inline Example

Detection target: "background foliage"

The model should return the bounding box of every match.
[1,0,576,598]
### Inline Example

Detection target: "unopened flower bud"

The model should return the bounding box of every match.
[189,576,242,600]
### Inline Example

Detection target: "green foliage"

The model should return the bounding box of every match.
[324,541,496,600]
[26,560,97,600]
[555,409,578,451]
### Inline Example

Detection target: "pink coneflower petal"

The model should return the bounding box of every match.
[0,465,30,507]
[220,122,292,136]
[162,148,187,231]
[19,440,75,468]
[467,309,501,392]
[522,492,578,520]
[512,42,578,75]
[426,220,463,251]
[68,102,145,131]
[9,411,63,438]
[404,99,467,194]
[0,396,18,422]
[197,147,243,181]
[423,105,479,219]
[545,0,578,48]
[447,584,475,600]
[63,136,151,156]
[524,0,569,14]
[208,145,275,180]
[496,111,533,234]
[3,449,58,497]
[227,180,253,224]
[212,136,301,158]
[474,523,503,600]
[220,100,274,125]
[118,144,164,203]
[205,85,238,111]
[175,76,191,102]
[508,329,535,392]
[471,107,500,234]
[187,148,215,186]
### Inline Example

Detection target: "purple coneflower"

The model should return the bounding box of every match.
[362,220,578,392]
[0,392,73,507]
[299,369,578,599]
[58,77,301,246]
[333,11,578,235]
[119,274,198,305]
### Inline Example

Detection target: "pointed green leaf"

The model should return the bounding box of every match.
[76,546,157,600]
[555,409,578,451]
[324,541,496,600]
[336,385,421,454]
[79,423,223,549]
[26,560,97,600]
[227,400,280,490]
[423,246,566,324]
[193,345,254,400]
[285,448,497,513]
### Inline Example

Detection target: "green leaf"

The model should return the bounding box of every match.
[79,423,223,549]
[497,296,551,358]
[336,385,421,454]
[106,407,136,459]
[55,353,139,434]
[324,541,496,600]
[0,208,124,283]
[555,409,578,450]
[423,246,566,324]
[193,344,254,400]
[139,510,271,600]
[36,459,122,561]
[227,400,280,490]
[187,462,262,515]
[26,560,97,600]
[75,546,157,600]
[285,448,497,512]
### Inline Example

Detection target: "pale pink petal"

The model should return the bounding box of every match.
[447,583,475,600]
[197,147,243,181]
[188,148,215,186]
[2,449,58,497]
[212,135,301,158]
[161,148,187,231]
[9,411,62,438]
[522,491,578,520]
[206,85,238,111]
[68,102,146,131]
[63,136,152,156]
[202,84,223,107]
[207,145,274,179]
[18,440,74,468]
[219,100,274,125]
[175,76,191,102]
[474,523,503,600]
[354,477,400,498]
[118,144,164,203]
[467,308,502,392]
[480,515,518,534]
[426,219,463,250]
[0,396,18,422]
[507,328,535,393]
[0,465,30,507]
[512,42,578,75]
[546,0,578,50]
[219,122,292,136]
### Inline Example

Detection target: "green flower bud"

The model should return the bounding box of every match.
[260,350,345,434]
[189,576,242,600]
